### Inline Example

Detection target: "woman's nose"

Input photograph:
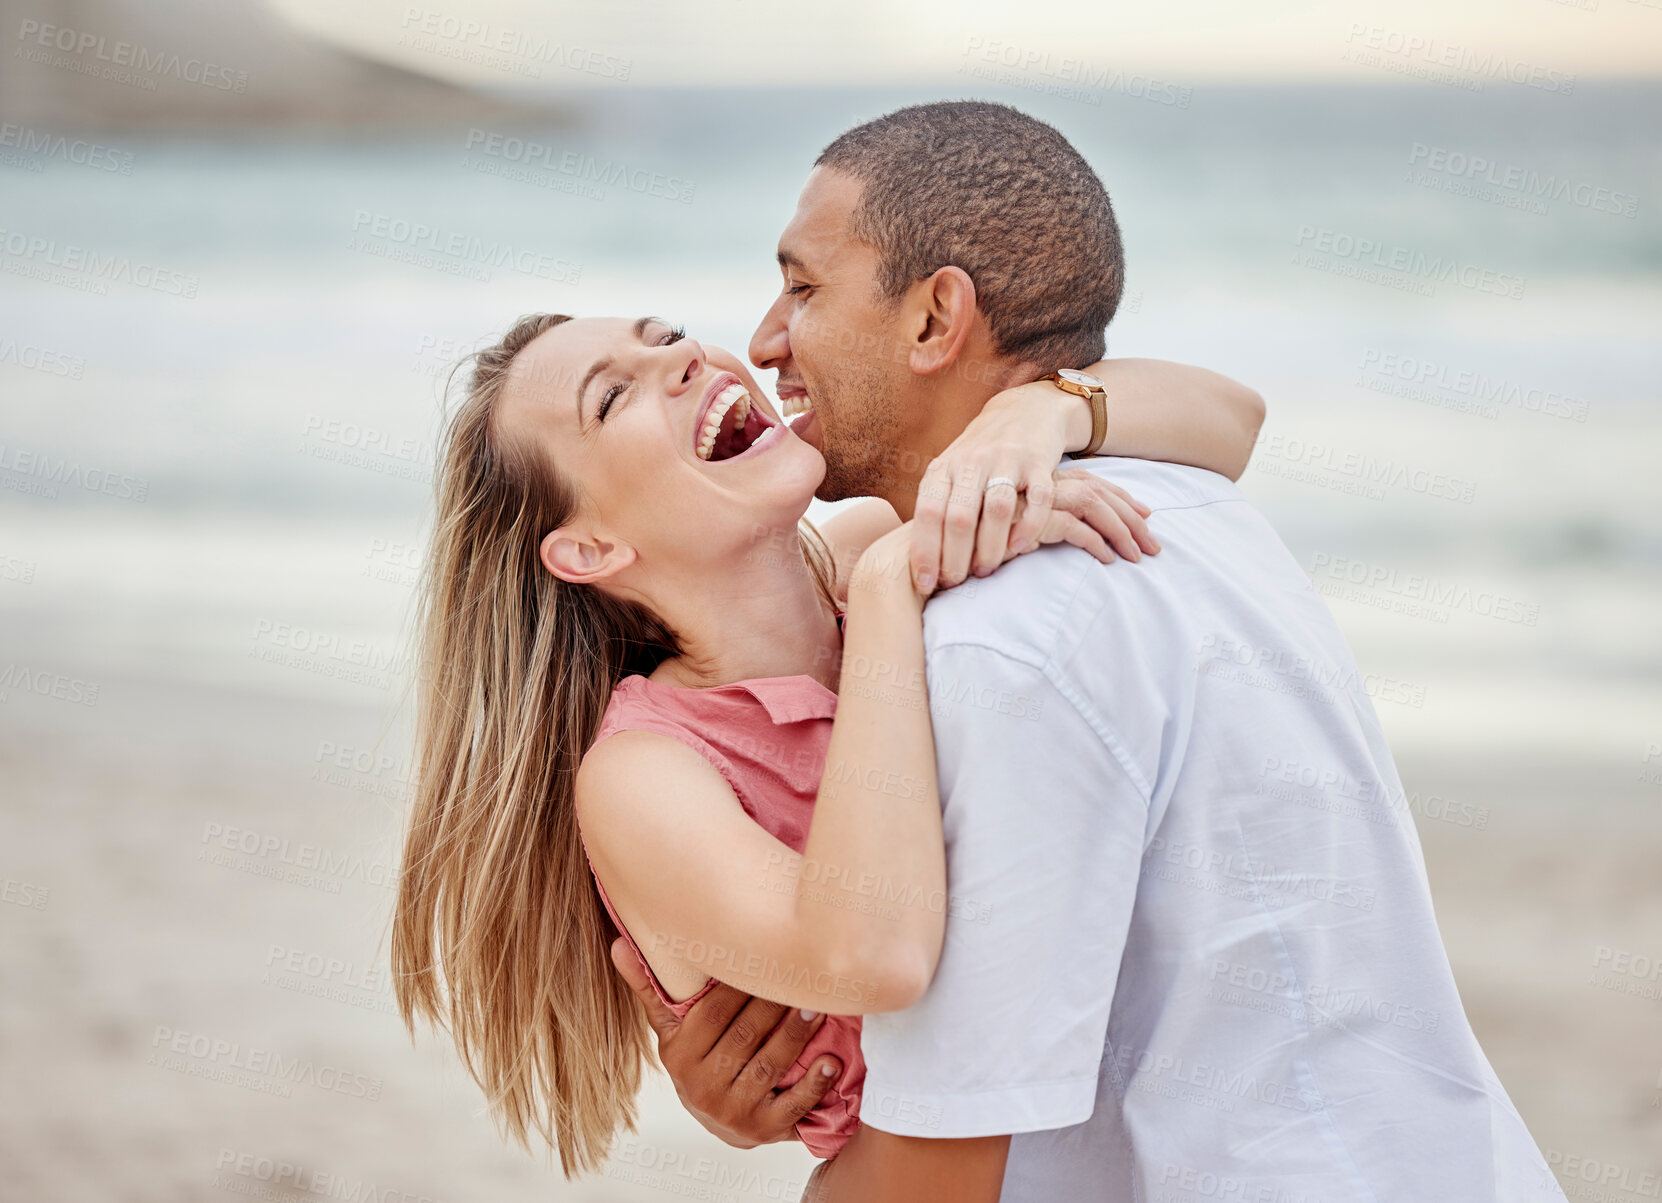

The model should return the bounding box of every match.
[666,339,705,395]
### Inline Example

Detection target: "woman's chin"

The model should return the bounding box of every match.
[753,436,825,512]
[688,438,823,532]
[787,446,828,515]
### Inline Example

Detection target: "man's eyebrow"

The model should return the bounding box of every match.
[577,317,661,424]
[776,247,808,274]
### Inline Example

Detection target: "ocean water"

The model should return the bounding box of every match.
[2,84,1659,763]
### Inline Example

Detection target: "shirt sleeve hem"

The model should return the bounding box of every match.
[856,1074,1099,1140]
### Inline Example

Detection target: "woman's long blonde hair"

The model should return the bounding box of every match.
[392,313,835,1175]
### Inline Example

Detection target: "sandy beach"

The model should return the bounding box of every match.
[2,645,1658,1201]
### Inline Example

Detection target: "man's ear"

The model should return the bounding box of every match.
[905,265,977,377]
[539,524,637,585]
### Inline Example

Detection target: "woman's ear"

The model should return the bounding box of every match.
[539,525,637,585]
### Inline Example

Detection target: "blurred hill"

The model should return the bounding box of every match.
[0,0,562,130]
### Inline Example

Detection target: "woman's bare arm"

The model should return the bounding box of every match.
[815,500,901,605]
[1061,357,1266,481]
[826,472,1161,600]
[906,357,1262,591]
[577,523,943,1015]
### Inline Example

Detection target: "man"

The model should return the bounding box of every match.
[619,101,1564,1202]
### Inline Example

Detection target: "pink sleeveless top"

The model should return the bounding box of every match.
[584,671,863,1159]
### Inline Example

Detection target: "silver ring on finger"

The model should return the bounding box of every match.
[985,476,1020,494]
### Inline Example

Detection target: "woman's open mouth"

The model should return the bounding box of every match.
[694,374,779,463]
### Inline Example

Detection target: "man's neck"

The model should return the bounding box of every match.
[879,357,1044,521]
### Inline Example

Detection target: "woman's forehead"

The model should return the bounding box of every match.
[501,316,636,426]
[515,316,633,388]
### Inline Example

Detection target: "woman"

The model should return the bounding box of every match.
[391,313,1263,1175]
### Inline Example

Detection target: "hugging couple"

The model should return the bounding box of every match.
[392,102,1563,1201]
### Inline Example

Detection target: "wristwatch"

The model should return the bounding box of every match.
[1043,369,1109,459]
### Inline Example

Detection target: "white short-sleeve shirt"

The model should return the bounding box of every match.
[858,458,1564,1203]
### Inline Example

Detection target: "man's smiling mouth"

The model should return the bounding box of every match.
[776,381,817,435]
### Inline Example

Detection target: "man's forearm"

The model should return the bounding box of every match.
[802,1126,1009,1203]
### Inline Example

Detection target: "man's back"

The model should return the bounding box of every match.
[858,458,1562,1202]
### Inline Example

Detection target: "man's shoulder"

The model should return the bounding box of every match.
[921,458,1261,668]
[1067,456,1243,512]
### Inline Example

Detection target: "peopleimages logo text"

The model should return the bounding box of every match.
[0,443,150,502]
[0,124,134,173]
[1408,144,1637,219]
[959,37,1192,108]
[1294,226,1525,299]
[0,229,199,298]
[464,130,695,203]
[15,18,249,91]
[1254,434,1478,504]
[1357,349,1589,423]
[398,7,631,80]
[1342,24,1575,94]
[348,211,581,284]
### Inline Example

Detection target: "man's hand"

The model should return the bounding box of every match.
[612,938,842,1149]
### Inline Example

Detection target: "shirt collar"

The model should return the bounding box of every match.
[725,675,839,725]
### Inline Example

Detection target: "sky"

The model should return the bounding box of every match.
[267,0,1662,91]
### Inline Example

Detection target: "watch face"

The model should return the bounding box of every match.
[1057,368,1104,389]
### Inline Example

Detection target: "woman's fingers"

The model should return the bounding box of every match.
[919,463,1158,585]
[1004,471,1054,560]
[1055,469,1153,523]
[1101,489,1160,559]
[1052,480,1137,562]
[1054,476,1160,560]
[971,468,1024,578]
[938,462,988,588]
[1100,479,1153,519]
[908,457,955,594]
[1039,510,1115,564]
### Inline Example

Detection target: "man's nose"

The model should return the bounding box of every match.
[749,294,790,371]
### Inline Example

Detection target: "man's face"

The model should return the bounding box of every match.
[749,168,916,503]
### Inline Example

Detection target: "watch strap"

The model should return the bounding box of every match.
[1065,381,1109,460]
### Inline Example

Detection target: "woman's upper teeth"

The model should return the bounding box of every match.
[697,381,752,461]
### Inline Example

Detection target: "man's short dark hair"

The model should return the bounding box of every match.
[815,100,1123,372]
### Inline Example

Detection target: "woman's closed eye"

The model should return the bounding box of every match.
[595,381,626,422]
[595,325,688,423]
